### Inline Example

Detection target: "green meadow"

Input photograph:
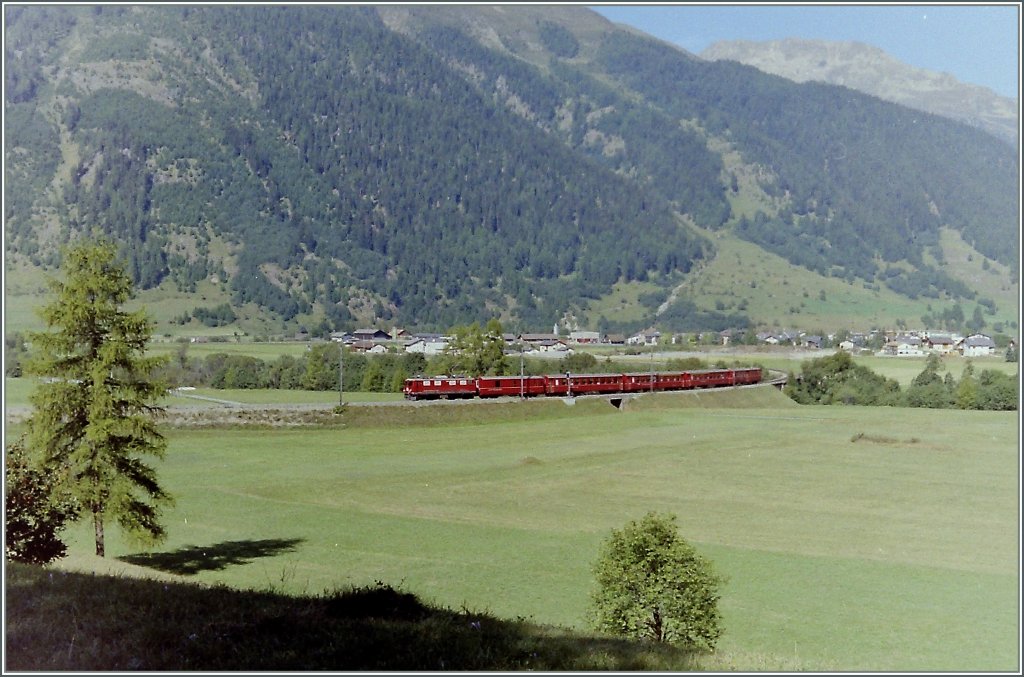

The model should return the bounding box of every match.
[31,388,1019,672]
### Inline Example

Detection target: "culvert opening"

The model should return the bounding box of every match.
[609,397,623,409]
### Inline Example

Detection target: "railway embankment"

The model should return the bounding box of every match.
[151,381,795,429]
[6,381,793,429]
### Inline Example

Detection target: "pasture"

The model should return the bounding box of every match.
[43,388,1019,672]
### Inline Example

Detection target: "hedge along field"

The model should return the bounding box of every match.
[49,391,1018,671]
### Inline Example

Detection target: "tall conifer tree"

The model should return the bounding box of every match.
[26,239,172,557]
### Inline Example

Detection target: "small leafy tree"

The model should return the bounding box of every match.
[904,353,954,408]
[560,351,598,373]
[955,361,978,410]
[441,319,509,376]
[5,436,78,564]
[590,512,724,651]
[976,369,1019,411]
[25,239,172,557]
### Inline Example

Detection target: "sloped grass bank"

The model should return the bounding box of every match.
[4,563,709,671]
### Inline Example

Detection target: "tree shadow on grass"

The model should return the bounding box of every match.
[117,538,305,575]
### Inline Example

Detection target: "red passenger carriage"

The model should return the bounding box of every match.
[402,376,477,400]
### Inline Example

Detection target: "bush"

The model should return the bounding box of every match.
[785,351,901,406]
[5,436,78,564]
[589,512,724,651]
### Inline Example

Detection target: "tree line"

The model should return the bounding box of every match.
[784,351,1017,410]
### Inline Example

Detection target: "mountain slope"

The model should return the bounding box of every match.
[701,38,1018,147]
[3,5,1019,337]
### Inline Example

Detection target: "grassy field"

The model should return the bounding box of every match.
[26,387,1019,672]
[3,378,401,411]
[146,340,315,360]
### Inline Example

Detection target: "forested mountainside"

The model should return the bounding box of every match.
[4,5,1019,334]
[701,38,1019,148]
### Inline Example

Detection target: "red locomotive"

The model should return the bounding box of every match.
[403,367,763,400]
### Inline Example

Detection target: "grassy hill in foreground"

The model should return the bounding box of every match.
[6,562,716,671]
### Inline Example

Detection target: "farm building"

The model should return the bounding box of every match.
[569,330,601,344]
[353,328,392,342]
[405,335,449,356]
[519,333,562,347]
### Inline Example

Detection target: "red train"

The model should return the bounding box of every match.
[403,367,763,400]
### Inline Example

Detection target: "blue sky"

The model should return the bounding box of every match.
[589,4,1020,100]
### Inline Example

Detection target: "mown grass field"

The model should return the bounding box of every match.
[26,387,1019,672]
[146,340,314,360]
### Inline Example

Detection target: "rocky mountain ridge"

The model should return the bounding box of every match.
[701,38,1018,147]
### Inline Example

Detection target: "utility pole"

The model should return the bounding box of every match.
[650,345,654,393]
[337,338,344,406]
[520,343,525,399]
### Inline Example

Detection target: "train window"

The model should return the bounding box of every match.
[460,380,468,385]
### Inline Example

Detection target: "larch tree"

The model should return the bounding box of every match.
[25,239,172,557]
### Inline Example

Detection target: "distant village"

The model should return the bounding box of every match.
[188,326,1011,360]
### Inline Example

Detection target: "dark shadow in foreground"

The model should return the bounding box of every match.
[117,538,305,575]
[7,566,708,671]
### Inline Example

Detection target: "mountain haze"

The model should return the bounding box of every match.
[4,5,1019,337]
[701,38,1018,148]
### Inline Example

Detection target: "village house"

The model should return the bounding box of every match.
[349,340,388,354]
[958,334,997,357]
[757,330,798,346]
[626,330,660,346]
[534,339,569,353]
[924,334,956,354]
[884,335,923,357]
[801,335,823,349]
